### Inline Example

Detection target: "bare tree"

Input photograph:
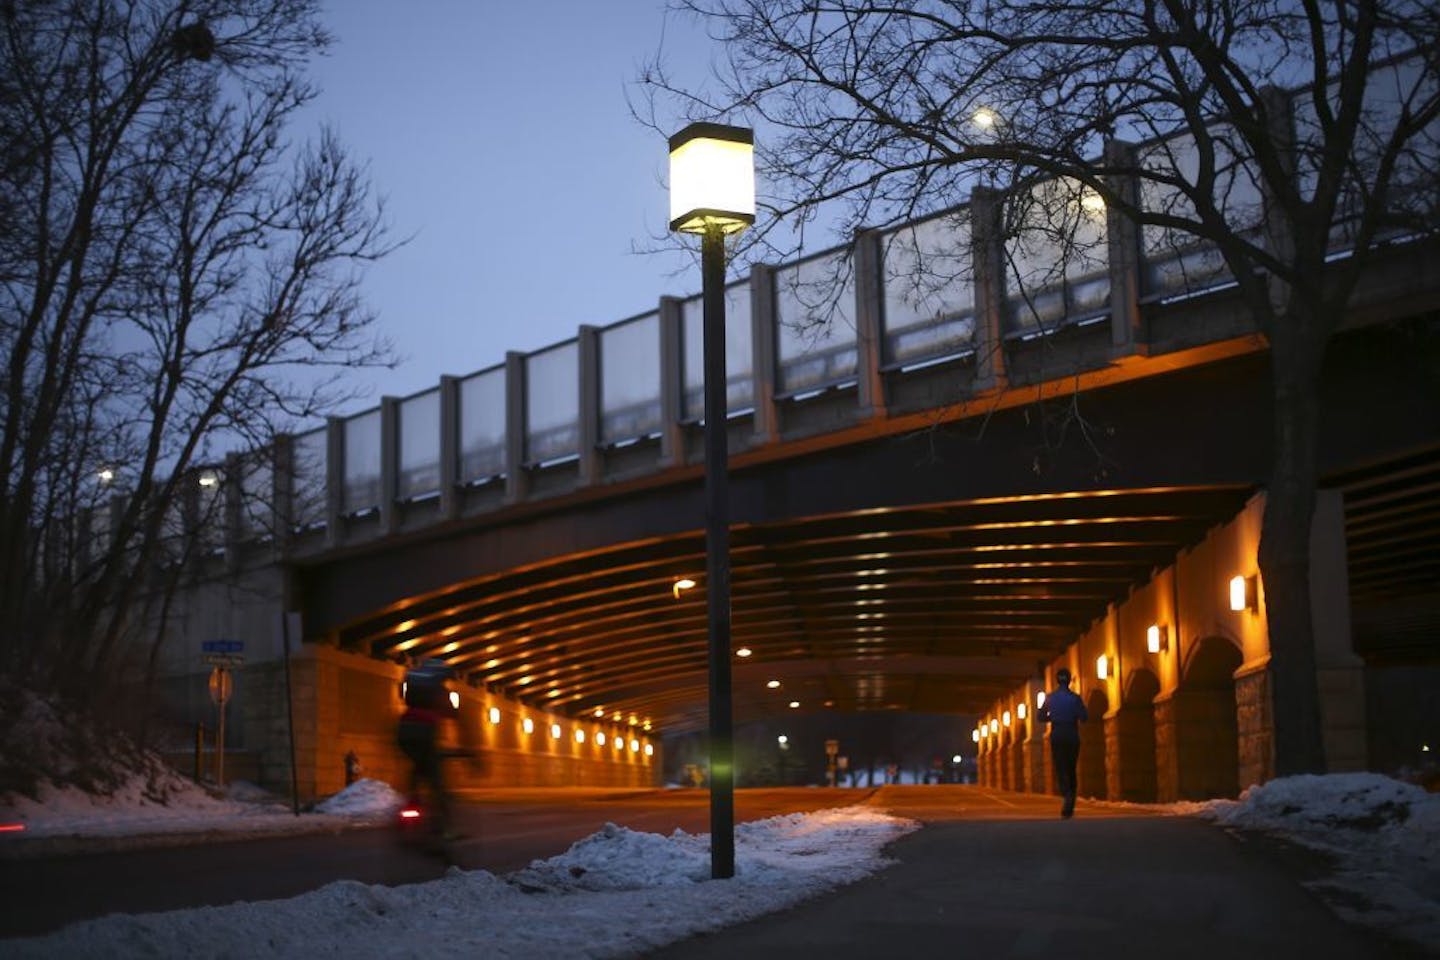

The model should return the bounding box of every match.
[0,1,396,698]
[638,0,1440,775]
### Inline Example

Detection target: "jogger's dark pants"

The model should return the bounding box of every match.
[1051,736,1080,813]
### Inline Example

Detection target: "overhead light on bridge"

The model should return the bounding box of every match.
[766,680,781,689]
[1096,654,1110,680]
[672,577,696,599]
[777,735,789,747]
[1229,574,1258,613]
[594,708,605,718]
[1147,624,1169,654]
[788,701,800,709]
[643,721,652,732]
[736,647,753,658]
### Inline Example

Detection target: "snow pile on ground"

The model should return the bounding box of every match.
[4,805,919,959]
[1188,773,1440,949]
[1,775,401,847]
[0,678,191,806]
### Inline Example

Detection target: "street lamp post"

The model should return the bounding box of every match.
[668,122,755,880]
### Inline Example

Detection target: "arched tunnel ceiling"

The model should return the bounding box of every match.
[340,485,1253,734]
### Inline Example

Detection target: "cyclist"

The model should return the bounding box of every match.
[397,659,458,834]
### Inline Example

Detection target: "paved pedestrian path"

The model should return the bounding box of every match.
[648,789,1418,959]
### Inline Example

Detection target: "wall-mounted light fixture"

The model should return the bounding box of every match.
[522,717,534,735]
[1147,624,1169,654]
[1096,654,1110,680]
[1036,690,1047,709]
[1002,710,1012,727]
[1017,702,1027,720]
[596,731,606,746]
[1229,574,1258,613]
[644,743,654,757]
[449,691,460,710]
[488,706,500,725]
[972,729,980,743]
[989,717,999,734]
[550,723,562,740]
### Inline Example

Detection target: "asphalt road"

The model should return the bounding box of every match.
[0,786,878,939]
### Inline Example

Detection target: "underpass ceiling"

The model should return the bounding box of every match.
[343,485,1253,734]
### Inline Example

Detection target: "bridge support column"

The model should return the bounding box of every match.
[577,325,601,486]
[324,415,344,548]
[1104,139,1145,352]
[971,186,1008,392]
[853,229,887,420]
[658,296,685,467]
[504,351,528,504]
[379,396,399,535]
[438,376,460,520]
[750,264,779,445]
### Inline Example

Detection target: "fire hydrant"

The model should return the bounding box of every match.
[344,750,362,786]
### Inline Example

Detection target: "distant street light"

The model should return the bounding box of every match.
[669,121,754,881]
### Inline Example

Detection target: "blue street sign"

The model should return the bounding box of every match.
[202,640,244,653]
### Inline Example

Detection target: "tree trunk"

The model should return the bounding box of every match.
[1256,307,1329,777]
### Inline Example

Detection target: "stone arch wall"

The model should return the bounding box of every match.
[1079,688,1109,798]
[1173,636,1243,799]
[1107,668,1161,802]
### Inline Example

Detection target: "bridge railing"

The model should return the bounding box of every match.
[147,61,1434,564]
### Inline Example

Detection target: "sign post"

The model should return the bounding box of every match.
[202,641,244,788]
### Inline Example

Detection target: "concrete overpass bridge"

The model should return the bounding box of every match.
[153,114,1440,803]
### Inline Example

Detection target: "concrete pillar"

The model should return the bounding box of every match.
[750,264,779,444]
[224,452,242,574]
[379,396,399,535]
[504,351,527,504]
[324,416,344,548]
[438,375,460,521]
[272,434,294,560]
[853,229,887,419]
[658,296,685,467]
[1311,489,1367,771]
[970,186,1008,390]
[1103,139,1145,351]
[577,325,601,486]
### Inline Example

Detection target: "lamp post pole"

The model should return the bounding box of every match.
[701,222,734,879]
[667,120,753,881]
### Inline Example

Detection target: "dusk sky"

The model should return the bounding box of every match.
[305,1,724,409]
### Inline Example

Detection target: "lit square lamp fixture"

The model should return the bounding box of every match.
[668,123,755,235]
